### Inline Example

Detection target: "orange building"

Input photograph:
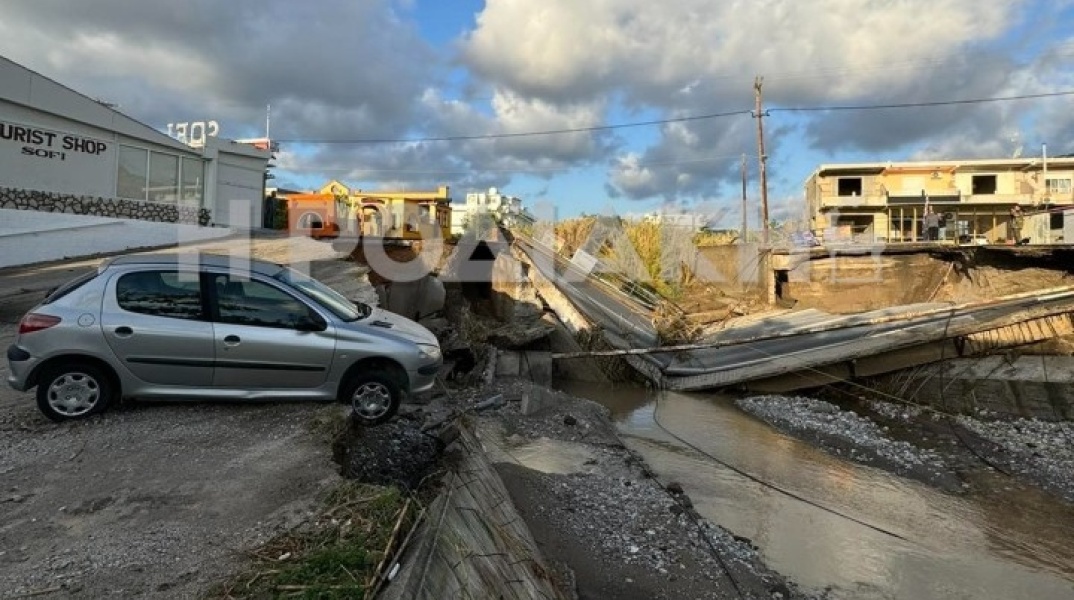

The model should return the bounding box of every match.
[284,181,452,240]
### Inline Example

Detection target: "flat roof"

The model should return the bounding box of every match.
[809,156,1074,179]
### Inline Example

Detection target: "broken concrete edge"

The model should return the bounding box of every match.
[876,355,1074,421]
[378,426,567,600]
[482,346,498,386]
[512,245,642,384]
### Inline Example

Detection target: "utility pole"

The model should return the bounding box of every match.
[753,76,770,244]
[740,153,748,242]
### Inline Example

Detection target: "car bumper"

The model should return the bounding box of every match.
[6,345,35,391]
[410,359,442,395]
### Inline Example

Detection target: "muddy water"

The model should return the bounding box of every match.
[558,382,1074,600]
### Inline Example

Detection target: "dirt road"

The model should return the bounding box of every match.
[0,344,338,597]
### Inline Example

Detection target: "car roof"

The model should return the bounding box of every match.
[102,253,285,276]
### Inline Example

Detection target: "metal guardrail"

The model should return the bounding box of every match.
[511,233,663,313]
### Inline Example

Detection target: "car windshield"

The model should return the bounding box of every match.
[274,268,371,321]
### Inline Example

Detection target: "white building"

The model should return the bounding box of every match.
[641,211,714,231]
[451,187,532,234]
[0,55,269,258]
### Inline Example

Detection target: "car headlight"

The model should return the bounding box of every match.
[418,344,441,361]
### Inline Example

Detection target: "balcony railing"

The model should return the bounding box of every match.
[819,194,888,207]
[818,192,1061,208]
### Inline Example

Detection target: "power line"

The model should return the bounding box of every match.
[276,109,752,144]
[275,89,1074,146]
[772,89,1074,112]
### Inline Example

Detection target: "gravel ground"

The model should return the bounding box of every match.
[464,380,818,600]
[736,395,964,492]
[952,416,1074,502]
[738,394,1074,504]
[859,398,1074,503]
[0,245,366,599]
[0,391,339,599]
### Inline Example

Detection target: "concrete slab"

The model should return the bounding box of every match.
[496,350,522,378]
[542,313,611,383]
[522,351,554,386]
[879,355,1074,420]
[378,275,446,320]
[520,384,560,416]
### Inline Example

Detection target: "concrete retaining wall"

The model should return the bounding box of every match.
[0,208,235,269]
[880,356,1074,420]
[381,428,566,600]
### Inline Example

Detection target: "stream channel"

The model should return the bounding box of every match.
[518,382,1074,599]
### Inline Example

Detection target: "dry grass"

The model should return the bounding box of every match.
[651,302,704,345]
[553,217,597,256]
[553,217,699,301]
[210,483,416,600]
[694,230,738,247]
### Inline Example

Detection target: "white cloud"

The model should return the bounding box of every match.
[2,0,1072,210]
[461,0,1021,105]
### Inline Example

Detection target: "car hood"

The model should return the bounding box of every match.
[357,308,438,345]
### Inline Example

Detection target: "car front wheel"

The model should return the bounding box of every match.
[341,372,402,425]
[36,362,116,422]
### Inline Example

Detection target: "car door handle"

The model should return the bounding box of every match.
[114,326,133,337]
[223,335,241,345]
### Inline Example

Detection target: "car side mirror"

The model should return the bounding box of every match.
[295,314,327,332]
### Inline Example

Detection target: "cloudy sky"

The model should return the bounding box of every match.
[2,0,1073,224]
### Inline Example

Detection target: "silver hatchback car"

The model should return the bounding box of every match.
[6,254,442,423]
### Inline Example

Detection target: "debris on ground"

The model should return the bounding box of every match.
[473,381,819,600]
[334,411,442,490]
[486,320,555,348]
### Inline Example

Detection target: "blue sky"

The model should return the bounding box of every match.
[2,0,1074,225]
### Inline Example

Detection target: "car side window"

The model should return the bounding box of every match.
[116,270,203,319]
[212,274,318,329]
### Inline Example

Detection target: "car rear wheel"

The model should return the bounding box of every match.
[341,372,402,425]
[36,362,116,422]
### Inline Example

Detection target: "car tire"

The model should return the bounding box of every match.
[36,362,116,422]
[341,372,402,426]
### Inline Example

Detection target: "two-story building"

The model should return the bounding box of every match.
[805,157,1074,244]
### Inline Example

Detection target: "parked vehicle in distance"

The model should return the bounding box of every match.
[6,254,441,424]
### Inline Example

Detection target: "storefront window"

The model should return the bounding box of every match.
[117,145,148,200]
[180,157,204,207]
[148,152,179,203]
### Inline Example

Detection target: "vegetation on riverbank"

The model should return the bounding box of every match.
[211,482,416,599]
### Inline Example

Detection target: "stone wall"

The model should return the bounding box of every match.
[0,186,210,226]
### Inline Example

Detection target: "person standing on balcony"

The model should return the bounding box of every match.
[924,207,941,241]
[1009,205,1025,244]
